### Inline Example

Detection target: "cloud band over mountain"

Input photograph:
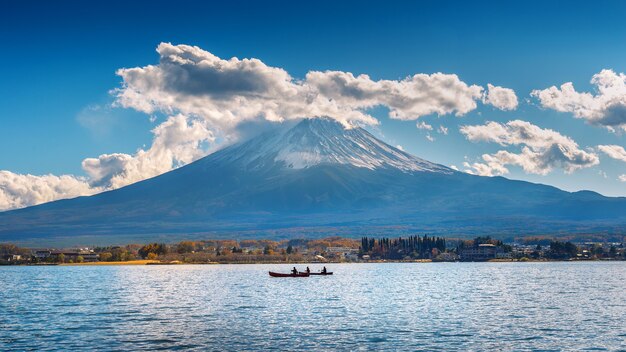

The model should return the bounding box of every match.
[7,44,626,210]
[0,43,522,211]
[116,43,515,129]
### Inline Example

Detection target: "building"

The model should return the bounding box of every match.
[33,250,52,260]
[511,245,535,257]
[50,250,99,262]
[327,247,358,254]
[460,244,506,261]
[326,247,359,261]
[1,254,23,263]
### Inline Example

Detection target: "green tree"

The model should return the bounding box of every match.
[57,253,65,263]
[99,252,112,262]
[549,241,578,259]
[593,245,604,258]
[76,256,84,263]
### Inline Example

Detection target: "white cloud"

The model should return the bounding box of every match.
[460,120,599,176]
[0,114,214,211]
[1,43,519,211]
[306,70,488,120]
[395,145,404,151]
[416,121,433,130]
[0,172,99,211]
[483,84,518,111]
[82,114,214,189]
[619,174,626,182]
[426,133,435,142]
[597,144,626,162]
[531,69,626,132]
[463,158,509,177]
[115,43,369,129]
[116,43,516,131]
[438,125,449,135]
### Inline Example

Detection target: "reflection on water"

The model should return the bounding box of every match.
[1,262,625,351]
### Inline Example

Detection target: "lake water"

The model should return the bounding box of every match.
[1,262,625,351]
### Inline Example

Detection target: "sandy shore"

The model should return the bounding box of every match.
[60,260,159,266]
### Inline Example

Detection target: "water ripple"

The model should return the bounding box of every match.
[1,262,625,351]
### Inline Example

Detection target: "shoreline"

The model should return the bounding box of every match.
[59,260,160,266]
[5,258,623,267]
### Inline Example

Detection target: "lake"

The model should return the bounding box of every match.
[1,262,625,351]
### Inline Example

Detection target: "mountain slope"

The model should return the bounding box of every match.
[214,118,451,172]
[1,118,625,244]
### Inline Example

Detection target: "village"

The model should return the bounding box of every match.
[1,235,625,265]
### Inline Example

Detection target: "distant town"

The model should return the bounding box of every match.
[2,235,625,265]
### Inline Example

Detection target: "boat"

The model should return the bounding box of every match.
[308,272,333,275]
[268,271,310,277]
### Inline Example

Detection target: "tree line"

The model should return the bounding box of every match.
[360,235,447,259]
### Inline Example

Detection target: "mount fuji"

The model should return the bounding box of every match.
[1,118,625,244]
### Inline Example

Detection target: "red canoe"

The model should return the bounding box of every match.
[268,271,310,277]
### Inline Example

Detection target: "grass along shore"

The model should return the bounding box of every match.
[59,260,160,266]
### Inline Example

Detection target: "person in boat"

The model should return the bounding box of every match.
[292,267,298,275]
[322,266,327,274]
[306,266,310,273]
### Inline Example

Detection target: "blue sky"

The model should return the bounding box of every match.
[1,0,626,209]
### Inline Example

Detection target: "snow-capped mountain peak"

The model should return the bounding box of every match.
[214,118,452,173]
[5,118,625,243]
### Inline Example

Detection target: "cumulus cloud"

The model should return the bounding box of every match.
[0,172,99,211]
[0,114,214,211]
[306,70,487,120]
[597,144,626,162]
[438,125,449,135]
[483,84,519,111]
[531,69,626,132]
[115,42,516,130]
[619,174,626,182]
[1,43,518,211]
[416,121,433,130]
[460,120,599,176]
[82,114,214,189]
[462,158,509,177]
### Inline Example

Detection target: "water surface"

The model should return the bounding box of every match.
[1,262,625,351]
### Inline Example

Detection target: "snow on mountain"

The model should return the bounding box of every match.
[2,117,625,244]
[215,118,453,173]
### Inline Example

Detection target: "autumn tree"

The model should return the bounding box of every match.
[99,252,113,261]
[139,243,168,259]
[176,241,196,254]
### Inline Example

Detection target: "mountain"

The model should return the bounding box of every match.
[1,118,625,245]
